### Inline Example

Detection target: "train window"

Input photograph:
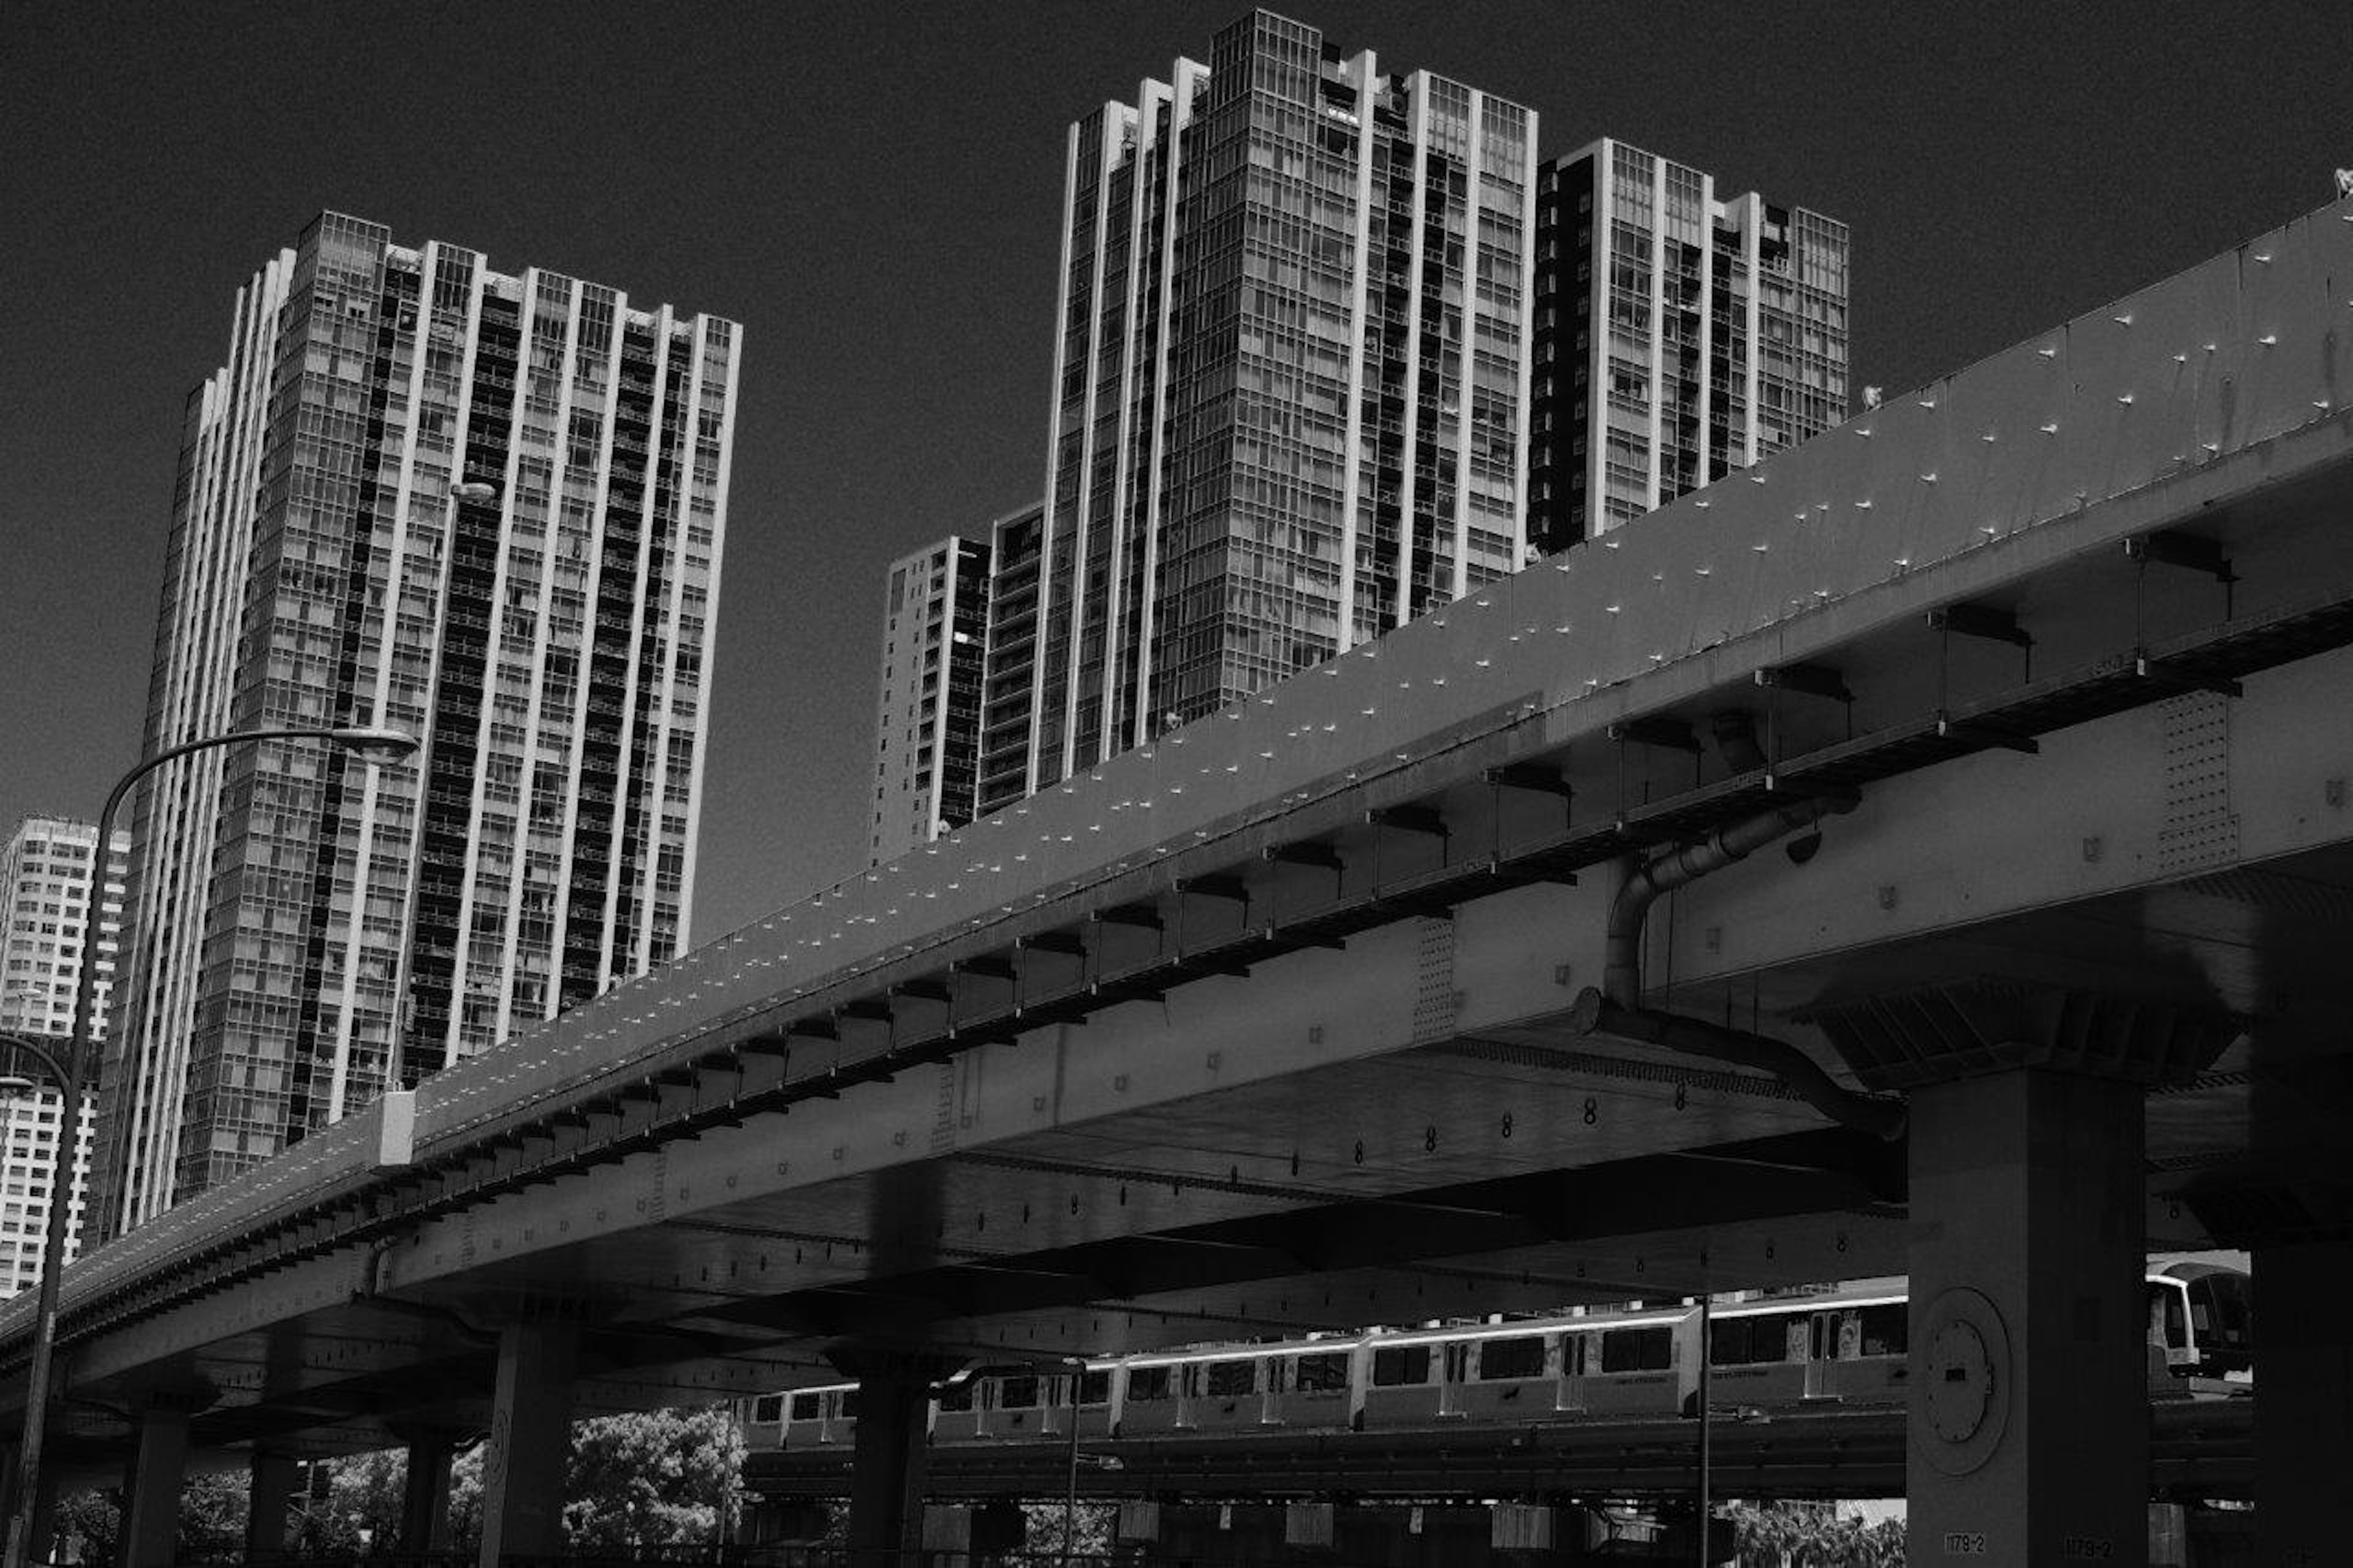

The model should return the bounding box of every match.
[1716,1314,1802,1365]
[937,1382,976,1412]
[2208,1274,2252,1346]
[1205,1360,1259,1398]
[1128,1366,1174,1403]
[789,1392,822,1422]
[751,1395,784,1425]
[1295,1353,1349,1392]
[1708,1317,1754,1366]
[1856,1305,1906,1358]
[1079,1369,1111,1404]
[1478,1336,1546,1380]
[839,1391,860,1418]
[1599,1327,1671,1373]
[999,1376,1039,1409]
[1371,1344,1432,1386]
[1369,1346,1426,1387]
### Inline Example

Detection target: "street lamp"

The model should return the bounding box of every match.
[1,722,419,1568]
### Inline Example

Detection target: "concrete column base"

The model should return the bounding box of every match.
[1905,1069,2148,1566]
[245,1448,302,1561]
[398,1430,458,1553]
[2255,1238,2351,1564]
[476,1319,579,1567]
[119,1401,195,1568]
[832,1349,952,1561]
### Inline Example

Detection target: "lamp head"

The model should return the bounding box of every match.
[0,1074,36,1100]
[327,725,422,763]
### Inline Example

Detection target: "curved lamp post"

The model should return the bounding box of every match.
[1,723,417,1568]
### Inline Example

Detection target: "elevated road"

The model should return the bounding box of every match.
[1,195,2347,1564]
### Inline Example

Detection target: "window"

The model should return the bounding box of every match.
[1126,1365,1173,1403]
[1477,1335,1546,1380]
[751,1395,784,1424]
[1292,1352,1348,1392]
[1854,1305,1906,1358]
[788,1392,821,1422]
[1370,1344,1431,1387]
[997,1376,1038,1409]
[1204,1360,1257,1398]
[1598,1326,1671,1373]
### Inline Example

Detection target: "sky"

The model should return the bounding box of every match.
[2,1,2348,945]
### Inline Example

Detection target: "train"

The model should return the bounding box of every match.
[743,1262,2253,1452]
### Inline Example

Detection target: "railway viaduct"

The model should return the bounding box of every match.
[6,197,2353,1567]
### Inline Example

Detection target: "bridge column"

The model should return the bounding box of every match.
[476,1317,579,1567]
[396,1428,459,1552]
[1905,1068,2146,1566]
[244,1447,302,1561]
[21,1475,55,1568]
[2255,1238,2351,1564]
[831,1349,951,1562]
[118,1393,201,1568]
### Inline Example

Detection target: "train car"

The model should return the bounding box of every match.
[738,1263,2253,1458]
[2148,1261,2254,1378]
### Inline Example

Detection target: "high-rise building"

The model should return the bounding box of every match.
[1529,137,1849,551]
[93,213,740,1233]
[870,534,993,864]
[1006,10,1540,801]
[976,502,1046,819]
[0,817,127,1296]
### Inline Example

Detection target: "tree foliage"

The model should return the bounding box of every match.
[1724,1499,1906,1567]
[53,1404,745,1563]
[560,1404,745,1547]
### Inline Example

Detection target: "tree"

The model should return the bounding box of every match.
[1021,1498,1116,1558]
[1726,1499,1906,1567]
[49,1472,245,1568]
[561,1405,745,1547]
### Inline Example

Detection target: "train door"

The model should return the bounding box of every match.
[2146,1280,2193,1371]
[1441,1341,1471,1417]
[1077,1366,1114,1437]
[1558,1331,1589,1412]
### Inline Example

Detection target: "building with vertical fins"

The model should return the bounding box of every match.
[0,817,127,1295]
[871,534,994,864]
[92,213,740,1233]
[1005,10,1539,802]
[1529,137,1849,551]
[976,502,1047,819]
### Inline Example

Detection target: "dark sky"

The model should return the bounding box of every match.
[4,2,2346,943]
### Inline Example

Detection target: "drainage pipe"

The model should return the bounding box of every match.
[1569,987,1907,1141]
[1583,714,1902,1140]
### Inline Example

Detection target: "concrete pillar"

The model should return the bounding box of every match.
[1906,1069,2146,1566]
[245,1448,302,1561]
[2255,1238,2351,1565]
[23,1475,55,1568]
[476,1319,578,1567]
[399,1430,457,1552]
[834,1350,947,1562]
[118,1400,195,1568]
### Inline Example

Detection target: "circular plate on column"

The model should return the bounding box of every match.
[1913,1286,2011,1476]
